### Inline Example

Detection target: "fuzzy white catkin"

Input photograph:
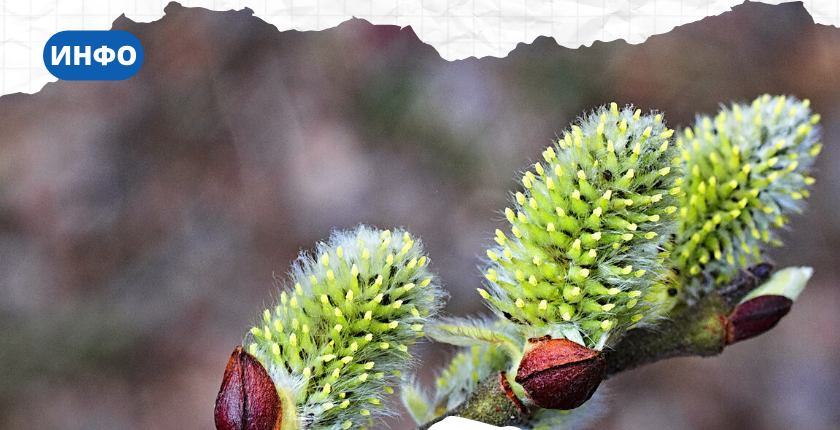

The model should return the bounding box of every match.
[247,225,445,430]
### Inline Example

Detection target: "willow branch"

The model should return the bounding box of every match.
[413,265,773,429]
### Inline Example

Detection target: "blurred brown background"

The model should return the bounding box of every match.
[1,1,839,429]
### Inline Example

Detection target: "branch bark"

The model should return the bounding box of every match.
[416,372,528,429]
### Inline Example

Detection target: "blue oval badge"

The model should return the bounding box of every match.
[44,31,144,81]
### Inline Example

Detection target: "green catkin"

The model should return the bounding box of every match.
[419,343,511,423]
[246,226,444,430]
[430,321,519,413]
[674,95,821,292]
[404,318,521,425]
[481,104,683,349]
[433,345,509,409]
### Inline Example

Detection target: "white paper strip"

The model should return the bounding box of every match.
[0,1,838,94]
[429,416,519,430]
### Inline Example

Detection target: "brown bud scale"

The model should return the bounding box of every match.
[499,371,530,415]
[726,295,793,345]
[215,346,283,430]
[515,338,605,410]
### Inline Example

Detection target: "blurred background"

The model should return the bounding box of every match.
[1,1,839,429]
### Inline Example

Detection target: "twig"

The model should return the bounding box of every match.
[413,265,772,428]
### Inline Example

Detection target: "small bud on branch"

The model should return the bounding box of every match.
[515,337,605,410]
[215,347,283,430]
[726,295,793,345]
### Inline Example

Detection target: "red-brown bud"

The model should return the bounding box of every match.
[514,337,606,410]
[214,346,283,430]
[726,295,793,345]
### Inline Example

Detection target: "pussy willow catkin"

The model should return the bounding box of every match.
[246,226,444,430]
[480,103,682,349]
[674,95,821,292]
